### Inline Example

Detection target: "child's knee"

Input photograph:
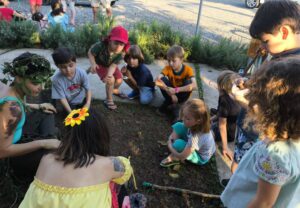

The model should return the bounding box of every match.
[172,139,187,153]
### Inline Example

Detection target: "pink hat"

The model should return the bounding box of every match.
[108,26,129,44]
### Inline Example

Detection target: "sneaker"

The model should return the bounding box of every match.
[127,90,139,100]
[220,178,230,188]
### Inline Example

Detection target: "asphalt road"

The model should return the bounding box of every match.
[10,0,257,42]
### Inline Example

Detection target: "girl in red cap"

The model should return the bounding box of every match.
[88,26,129,110]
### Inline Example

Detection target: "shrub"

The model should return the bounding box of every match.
[0,20,38,48]
[0,19,248,71]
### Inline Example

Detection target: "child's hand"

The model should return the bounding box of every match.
[168,87,176,95]
[90,64,97,74]
[222,148,233,161]
[121,65,127,74]
[40,103,57,114]
[155,79,166,89]
[103,75,113,84]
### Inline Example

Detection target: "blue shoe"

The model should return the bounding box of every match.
[127,90,139,100]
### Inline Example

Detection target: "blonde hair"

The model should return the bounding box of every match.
[180,99,210,134]
[217,70,240,94]
[167,45,185,59]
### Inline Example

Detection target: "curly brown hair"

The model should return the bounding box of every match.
[245,57,300,141]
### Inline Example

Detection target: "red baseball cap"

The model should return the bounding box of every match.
[108,26,129,44]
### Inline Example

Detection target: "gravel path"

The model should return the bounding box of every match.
[10,0,257,42]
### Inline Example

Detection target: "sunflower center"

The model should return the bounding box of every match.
[72,113,80,118]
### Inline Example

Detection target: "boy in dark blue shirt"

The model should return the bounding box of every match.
[121,45,154,105]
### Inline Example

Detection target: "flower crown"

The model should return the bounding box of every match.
[64,108,89,127]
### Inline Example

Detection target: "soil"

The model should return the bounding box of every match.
[0,100,224,208]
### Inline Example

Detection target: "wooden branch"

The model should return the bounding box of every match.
[142,182,220,199]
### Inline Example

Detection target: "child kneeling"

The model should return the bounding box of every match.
[121,45,155,104]
[160,99,216,167]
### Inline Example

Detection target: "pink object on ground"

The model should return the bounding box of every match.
[122,196,131,208]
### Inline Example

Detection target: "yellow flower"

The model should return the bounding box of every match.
[64,108,89,127]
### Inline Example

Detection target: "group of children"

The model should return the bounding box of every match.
[0,0,300,207]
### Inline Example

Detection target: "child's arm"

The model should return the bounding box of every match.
[87,47,98,74]
[83,90,92,109]
[168,141,194,160]
[168,77,197,95]
[247,179,281,208]
[13,11,26,20]
[59,98,72,113]
[219,117,233,161]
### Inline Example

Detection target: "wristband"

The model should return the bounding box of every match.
[175,87,179,94]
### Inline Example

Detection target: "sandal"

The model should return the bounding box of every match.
[160,158,180,167]
[103,100,117,110]
[113,91,128,99]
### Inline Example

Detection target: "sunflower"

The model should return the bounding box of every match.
[64,108,89,127]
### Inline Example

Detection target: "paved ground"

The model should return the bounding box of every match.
[10,0,257,42]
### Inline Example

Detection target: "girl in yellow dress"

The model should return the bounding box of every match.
[19,107,132,208]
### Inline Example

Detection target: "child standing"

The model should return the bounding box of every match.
[88,25,129,110]
[221,58,300,208]
[51,47,92,114]
[121,45,155,105]
[160,99,216,167]
[211,70,241,161]
[0,0,26,22]
[19,107,133,207]
[155,45,197,119]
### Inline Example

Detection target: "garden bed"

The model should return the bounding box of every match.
[0,100,223,208]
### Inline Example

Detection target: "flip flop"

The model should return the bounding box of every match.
[103,100,117,110]
[160,158,180,167]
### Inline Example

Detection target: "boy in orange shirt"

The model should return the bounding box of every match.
[155,45,197,120]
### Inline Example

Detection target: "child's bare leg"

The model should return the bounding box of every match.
[112,78,122,95]
[106,77,115,102]
[231,160,238,174]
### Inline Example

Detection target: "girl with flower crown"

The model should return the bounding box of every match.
[19,107,132,208]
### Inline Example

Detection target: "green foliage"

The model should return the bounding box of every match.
[189,36,248,71]
[0,19,248,71]
[96,13,116,39]
[0,20,38,48]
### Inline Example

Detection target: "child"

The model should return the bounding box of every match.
[47,0,73,32]
[19,107,133,207]
[52,47,92,114]
[211,70,241,161]
[249,0,300,59]
[88,25,129,110]
[221,57,300,208]
[91,0,112,23]
[155,45,197,119]
[0,0,26,22]
[160,99,216,167]
[30,0,42,15]
[121,45,155,105]
[220,0,300,187]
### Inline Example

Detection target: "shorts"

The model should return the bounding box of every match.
[91,0,111,8]
[96,65,122,81]
[29,0,42,6]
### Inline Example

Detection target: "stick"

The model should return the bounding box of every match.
[142,182,220,199]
